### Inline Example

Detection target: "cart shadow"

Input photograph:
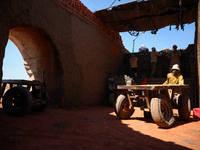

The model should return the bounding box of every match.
[171,115,199,128]
[127,114,199,128]
[0,106,196,150]
[131,117,154,123]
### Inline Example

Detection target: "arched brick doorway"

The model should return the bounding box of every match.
[7,26,64,105]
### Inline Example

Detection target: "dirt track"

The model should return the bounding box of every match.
[0,105,200,150]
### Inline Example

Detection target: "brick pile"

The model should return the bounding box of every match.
[121,44,198,108]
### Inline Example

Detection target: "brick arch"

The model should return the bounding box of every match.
[8,26,64,105]
[0,0,127,108]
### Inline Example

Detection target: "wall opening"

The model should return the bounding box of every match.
[2,26,64,105]
[3,40,29,80]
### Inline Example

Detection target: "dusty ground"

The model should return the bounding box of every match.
[0,104,200,150]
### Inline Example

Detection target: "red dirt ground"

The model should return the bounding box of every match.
[0,105,200,150]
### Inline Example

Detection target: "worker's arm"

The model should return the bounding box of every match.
[163,79,168,85]
[108,77,115,83]
[156,51,162,56]
[178,75,184,85]
[166,52,171,59]
[163,73,169,84]
[163,78,169,85]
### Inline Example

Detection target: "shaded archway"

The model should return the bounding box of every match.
[8,26,64,105]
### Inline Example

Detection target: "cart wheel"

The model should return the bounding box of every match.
[115,94,134,119]
[2,87,33,116]
[150,95,175,128]
[108,93,117,107]
[178,94,191,121]
[31,89,49,112]
[144,110,152,119]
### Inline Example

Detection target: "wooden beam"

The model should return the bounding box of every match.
[117,84,189,90]
[2,80,43,86]
[197,1,200,108]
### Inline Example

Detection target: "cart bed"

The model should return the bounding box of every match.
[117,84,189,91]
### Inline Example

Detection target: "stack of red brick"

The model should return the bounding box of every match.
[193,108,200,119]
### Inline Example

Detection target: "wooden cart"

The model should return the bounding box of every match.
[114,84,191,128]
[1,79,48,116]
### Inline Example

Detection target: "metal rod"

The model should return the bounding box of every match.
[110,0,117,7]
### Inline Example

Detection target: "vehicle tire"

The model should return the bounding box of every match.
[115,94,134,119]
[2,87,33,116]
[31,89,48,112]
[150,95,175,128]
[178,94,191,121]
[144,111,152,119]
[108,93,117,107]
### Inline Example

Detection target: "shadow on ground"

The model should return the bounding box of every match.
[0,106,198,150]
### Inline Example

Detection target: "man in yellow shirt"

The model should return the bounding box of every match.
[163,64,184,105]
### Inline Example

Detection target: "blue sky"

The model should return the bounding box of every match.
[3,40,29,80]
[3,0,195,79]
[80,0,195,52]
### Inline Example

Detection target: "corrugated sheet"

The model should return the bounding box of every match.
[94,0,198,32]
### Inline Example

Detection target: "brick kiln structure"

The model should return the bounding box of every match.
[122,44,198,108]
[0,0,127,107]
[94,0,200,108]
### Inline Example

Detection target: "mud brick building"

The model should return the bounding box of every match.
[0,0,200,108]
[0,0,127,107]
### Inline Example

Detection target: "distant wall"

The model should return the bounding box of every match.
[122,44,199,108]
[123,45,195,78]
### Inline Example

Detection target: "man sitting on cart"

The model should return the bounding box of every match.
[163,64,184,105]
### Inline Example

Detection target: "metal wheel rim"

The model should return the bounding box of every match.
[161,100,170,121]
[11,94,24,108]
[122,99,132,113]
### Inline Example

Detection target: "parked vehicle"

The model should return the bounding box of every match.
[1,71,48,116]
[114,84,191,128]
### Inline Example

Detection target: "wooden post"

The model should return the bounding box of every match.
[0,26,9,97]
[196,1,200,108]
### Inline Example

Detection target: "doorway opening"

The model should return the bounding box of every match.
[3,40,29,80]
[1,26,64,105]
